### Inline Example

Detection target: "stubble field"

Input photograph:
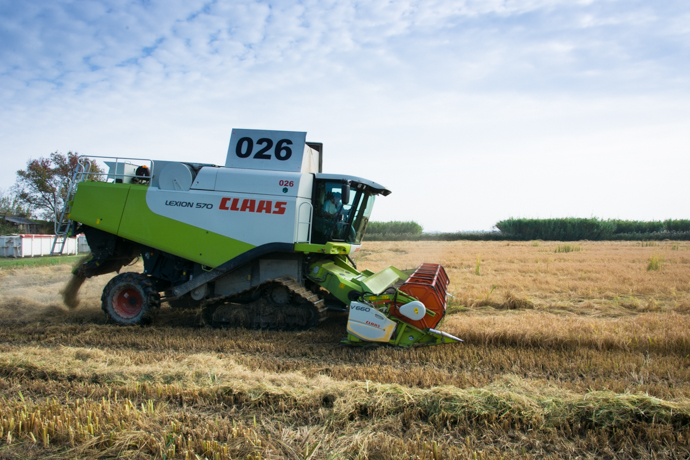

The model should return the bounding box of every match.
[1,240,689,459]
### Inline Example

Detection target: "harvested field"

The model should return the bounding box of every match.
[1,240,689,459]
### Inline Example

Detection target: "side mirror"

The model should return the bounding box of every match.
[342,183,351,205]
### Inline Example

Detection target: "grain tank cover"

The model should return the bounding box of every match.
[225,129,321,173]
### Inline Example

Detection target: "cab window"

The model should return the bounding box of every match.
[311,180,376,245]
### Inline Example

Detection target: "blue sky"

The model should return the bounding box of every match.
[1,0,688,231]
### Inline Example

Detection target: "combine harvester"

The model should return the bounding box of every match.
[57,129,461,348]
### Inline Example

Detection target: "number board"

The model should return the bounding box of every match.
[225,129,307,172]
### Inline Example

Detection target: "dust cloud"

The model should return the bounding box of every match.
[59,255,92,309]
[60,274,86,309]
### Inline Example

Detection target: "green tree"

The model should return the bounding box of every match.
[13,152,102,223]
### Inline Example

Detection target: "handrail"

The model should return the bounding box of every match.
[71,155,155,183]
[297,201,313,244]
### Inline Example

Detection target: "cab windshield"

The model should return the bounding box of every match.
[311,180,376,245]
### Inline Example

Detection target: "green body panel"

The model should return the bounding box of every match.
[70,181,131,235]
[359,266,409,294]
[307,257,411,306]
[71,182,256,268]
[294,242,352,255]
[307,256,363,305]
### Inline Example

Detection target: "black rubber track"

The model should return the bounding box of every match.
[201,277,327,330]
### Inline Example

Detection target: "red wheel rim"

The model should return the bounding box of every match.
[113,287,144,319]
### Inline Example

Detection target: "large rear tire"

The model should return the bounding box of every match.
[102,273,160,324]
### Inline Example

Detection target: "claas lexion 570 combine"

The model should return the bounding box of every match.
[58,129,461,348]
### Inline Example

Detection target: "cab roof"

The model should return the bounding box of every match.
[314,173,391,196]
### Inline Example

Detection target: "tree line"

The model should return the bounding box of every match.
[495,218,690,241]
[365,218,690,241]
[365,221,423,237]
